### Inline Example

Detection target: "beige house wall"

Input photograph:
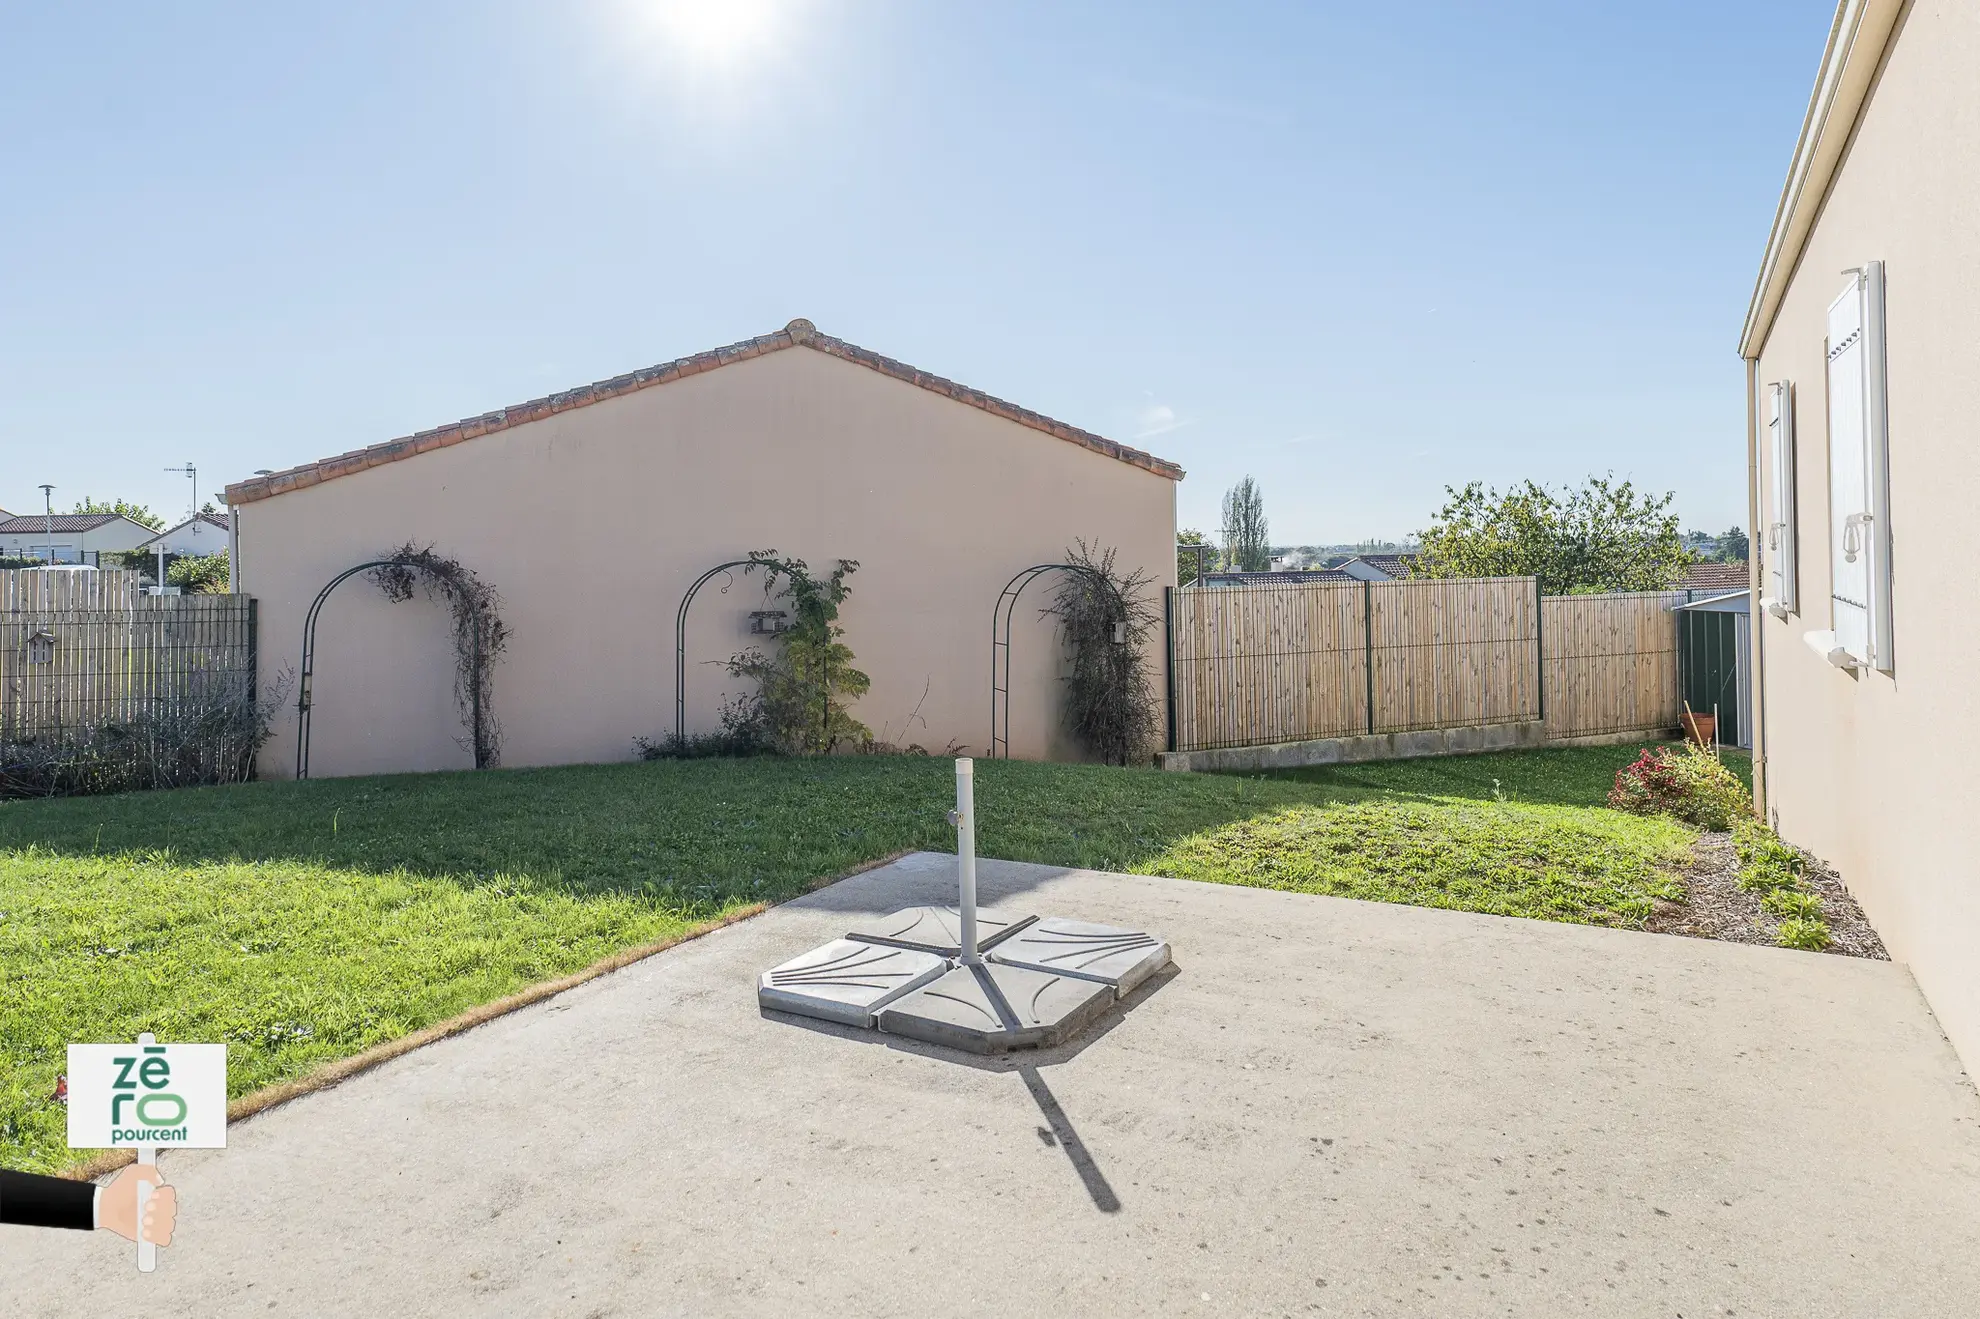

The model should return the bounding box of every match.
[1751,1,1980,1071]
[239,345,1176,779]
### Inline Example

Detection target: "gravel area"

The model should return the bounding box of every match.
[1648,830,1889,959]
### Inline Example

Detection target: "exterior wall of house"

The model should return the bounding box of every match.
[1752,1,1980,1071]
[239,346,1176,779]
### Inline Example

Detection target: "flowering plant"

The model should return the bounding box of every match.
[1608,741,1749,830]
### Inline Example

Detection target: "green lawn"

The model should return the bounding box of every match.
[0,742,1699,1172]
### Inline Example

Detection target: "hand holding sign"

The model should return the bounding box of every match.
[67,1032,225,1272]
[97,1164,178,1246]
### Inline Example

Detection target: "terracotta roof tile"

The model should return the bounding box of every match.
[225,321,1183,505]
[1685,561,1749,591]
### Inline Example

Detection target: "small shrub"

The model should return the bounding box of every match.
[167,551,230,594]
[724,552,871,754]
[1607,741,1750,830]
[636,696,775,760]
[0,670,286,798]
[1734,820,1804,892]
[1762,888,1824,921]
[1776,917,1832,952]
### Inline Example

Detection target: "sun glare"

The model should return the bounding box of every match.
[646,0,781,63]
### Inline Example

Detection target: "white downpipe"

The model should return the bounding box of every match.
[227,506,239,593]
[956,758,978,963]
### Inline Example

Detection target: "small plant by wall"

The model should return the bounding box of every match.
[370,544,510,769]
[1042,540,1159,766]
[727,550,871,755]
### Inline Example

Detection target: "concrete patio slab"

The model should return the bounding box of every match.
[875,959,1114,1053]
[986,915,1172,996]
[6,849,1979,1318]
[842,902,1034,956]
[755,938,947,1028]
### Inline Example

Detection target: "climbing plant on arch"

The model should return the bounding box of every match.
[294,544,510,779]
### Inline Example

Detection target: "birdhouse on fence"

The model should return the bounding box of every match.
[749,610,791,636]
[27,629,56,664]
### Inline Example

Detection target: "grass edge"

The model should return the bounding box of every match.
[53,848,915,1181]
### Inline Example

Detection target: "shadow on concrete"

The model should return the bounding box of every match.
[1019,1065,1121,1213]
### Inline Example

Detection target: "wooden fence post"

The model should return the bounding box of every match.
[1362,579,1376,735]
[1534,576,1546,726]
[1163,586,1176,754]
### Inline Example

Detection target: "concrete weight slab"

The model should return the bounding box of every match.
[986,917,1171,998]
[844,905,1035,957]
[757,939,948,1028]
[876,961,1112,1055]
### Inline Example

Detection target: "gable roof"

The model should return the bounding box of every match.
[225,319,1185,507]
[1341,553,1420,580]
[0,513,135,535]
[139,512,230,545]
[1739,0,1906,359]
[1684,561,1750,593]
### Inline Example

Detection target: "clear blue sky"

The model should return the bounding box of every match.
[0,1,1829,543]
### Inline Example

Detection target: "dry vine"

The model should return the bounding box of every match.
[371,544,510,768]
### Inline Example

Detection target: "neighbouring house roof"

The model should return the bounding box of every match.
[1676,590,1752,614]
[1684,562,1750,593]
[225,320,1185,507]
[0,513,132,534]
[1341,553,1420,581]
[1199,570,1357,587]
[139,513,230,545]
[1739,0,1906,358]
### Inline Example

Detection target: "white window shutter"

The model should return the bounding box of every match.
[1824,262,1894,671]
[1766,381,1797,613]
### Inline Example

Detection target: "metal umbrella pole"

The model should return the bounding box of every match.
[952,757,979,964]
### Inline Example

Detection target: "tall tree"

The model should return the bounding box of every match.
[1414,476,1690,595]
[1716,526,1749,562]
[1220,476,1270,572]
[70,498,163,531]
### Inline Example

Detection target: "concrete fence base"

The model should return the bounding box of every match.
[1155,720,1678,774]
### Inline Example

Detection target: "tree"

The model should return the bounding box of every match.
[1220,476,1270,572]
[167,551,230,595]
[1414,476,1691,595]
[70,498,163,531]
[1176,529,1211,586]
[1715,526,1749,562]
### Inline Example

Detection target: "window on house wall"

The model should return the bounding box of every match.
[1765,380,1798,615]
[1823,261,1895,672]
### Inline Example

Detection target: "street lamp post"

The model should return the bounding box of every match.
[37,484,54,564]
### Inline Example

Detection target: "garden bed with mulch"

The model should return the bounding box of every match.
[1648,831,1888,959]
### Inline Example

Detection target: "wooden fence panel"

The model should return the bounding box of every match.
[0,572,255,763]
[1368,577,1537,734]
[1169,578,1683,753]
[1169,580,1367,752]
[1541,592,1683,740]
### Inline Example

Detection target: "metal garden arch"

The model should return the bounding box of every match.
[674,559,762,746]
[988,562,1110,759]
[294,560,487,780]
